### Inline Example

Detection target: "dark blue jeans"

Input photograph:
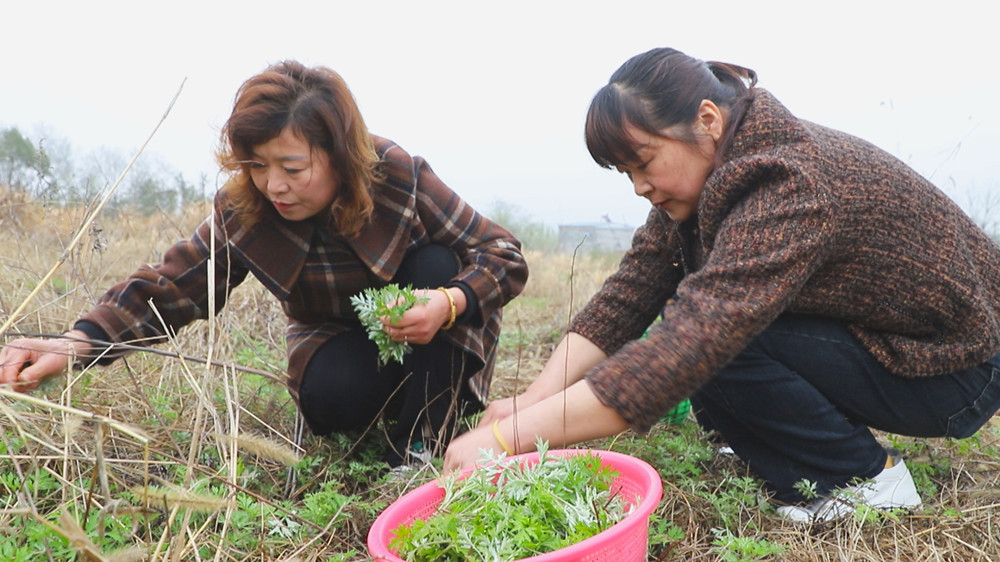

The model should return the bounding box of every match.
[691,314,1000,503]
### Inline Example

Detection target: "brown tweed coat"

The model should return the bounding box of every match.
[576,90,1000,433]
[77,136,527,405]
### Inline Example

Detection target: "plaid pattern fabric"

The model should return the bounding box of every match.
[575,90,1000,434]
[78,136,527,405]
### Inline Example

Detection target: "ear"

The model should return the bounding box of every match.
[697,100,725,143]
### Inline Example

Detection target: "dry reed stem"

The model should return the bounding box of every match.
[209,431,301,468]
[0,387,149,444]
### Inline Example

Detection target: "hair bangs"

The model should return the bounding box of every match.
[585,84,647,169]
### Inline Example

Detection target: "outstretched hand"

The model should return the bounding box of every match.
[0,331,90,392]
[443,423,507,474]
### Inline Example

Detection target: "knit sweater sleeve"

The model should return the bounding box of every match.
[75,195,251,363]
[582,157,838,434]
[569,209,684,354]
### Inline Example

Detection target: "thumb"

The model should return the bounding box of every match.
[16,355,69,390]
[11,363,47,391]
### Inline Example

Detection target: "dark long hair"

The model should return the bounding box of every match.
[217,60,378,236]
[585,47,757,170]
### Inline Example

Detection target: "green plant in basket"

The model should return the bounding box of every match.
[350,283,429,365]
[389,440,633,561]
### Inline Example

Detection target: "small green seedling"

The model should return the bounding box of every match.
[350,284,429,365]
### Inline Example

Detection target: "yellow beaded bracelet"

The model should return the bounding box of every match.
[437,287,456,330]
[492,420,516,456]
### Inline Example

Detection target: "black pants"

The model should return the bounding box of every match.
[691,314,1000,503]
[297,244,479,466]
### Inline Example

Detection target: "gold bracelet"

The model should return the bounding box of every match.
[492,420,515,456]
[437,287,456,330]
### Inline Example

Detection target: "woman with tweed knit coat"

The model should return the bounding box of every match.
[445,48,1000,521]
[0,61,528,469]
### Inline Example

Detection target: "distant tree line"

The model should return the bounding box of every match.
[0,125,207,215]
[3,124,997,244]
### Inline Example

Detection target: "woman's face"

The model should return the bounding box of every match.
[249,128,338,221]
[616,101,723,222]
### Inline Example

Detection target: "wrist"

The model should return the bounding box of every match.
[436,287,457,330]
[521,378,562,406]
[63,329,93,360]
[492,419,516,456]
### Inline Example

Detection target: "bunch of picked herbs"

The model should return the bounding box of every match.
[350,283,429,365]
[389,441,634,561]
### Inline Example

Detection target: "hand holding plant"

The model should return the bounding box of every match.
[350,284,430,365]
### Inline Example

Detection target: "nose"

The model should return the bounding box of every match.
[265,169,288,194]
[632,175,652,199]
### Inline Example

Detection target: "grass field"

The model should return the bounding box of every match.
[2,193,998,561]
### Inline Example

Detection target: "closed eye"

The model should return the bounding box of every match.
[616,158,650,180]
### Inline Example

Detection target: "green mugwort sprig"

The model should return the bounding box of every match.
[350,284,429,365]
[389,439,634,561]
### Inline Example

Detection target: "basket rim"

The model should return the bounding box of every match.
[367,448,663,562]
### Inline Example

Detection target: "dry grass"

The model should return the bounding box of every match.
[2,192,999,560]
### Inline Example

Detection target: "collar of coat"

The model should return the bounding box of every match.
[220,136,416,300]
[696,89,812,251]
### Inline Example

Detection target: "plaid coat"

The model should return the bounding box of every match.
[78,137,527,405]
[575,90,1000,433]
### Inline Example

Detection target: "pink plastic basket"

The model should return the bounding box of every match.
[368,449,663,561]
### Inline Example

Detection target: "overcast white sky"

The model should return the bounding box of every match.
[3,0,997,228]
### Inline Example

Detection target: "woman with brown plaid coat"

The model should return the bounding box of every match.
[0,61,528,469]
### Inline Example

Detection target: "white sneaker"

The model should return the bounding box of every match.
[777,450,922,523]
